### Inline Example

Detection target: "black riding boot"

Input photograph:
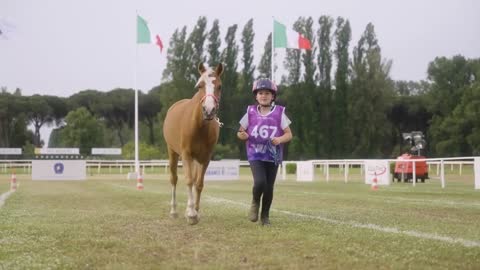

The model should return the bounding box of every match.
[260,211,270,226]
[249,200,260,222]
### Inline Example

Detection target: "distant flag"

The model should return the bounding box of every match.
[273,20,311,50]
[137,15,163,52]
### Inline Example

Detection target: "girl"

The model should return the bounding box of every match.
[237,78,293,225]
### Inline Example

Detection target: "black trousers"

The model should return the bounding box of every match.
[249,160,279,218]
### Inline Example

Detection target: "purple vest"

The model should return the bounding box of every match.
[246,105,285,162]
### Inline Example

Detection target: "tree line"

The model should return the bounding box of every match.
[1,16,479,159]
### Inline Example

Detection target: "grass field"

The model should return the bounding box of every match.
[0,171,479,270]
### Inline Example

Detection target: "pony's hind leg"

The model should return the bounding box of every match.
[168,147,179,218]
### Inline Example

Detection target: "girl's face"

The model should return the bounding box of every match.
[256,90,274,106]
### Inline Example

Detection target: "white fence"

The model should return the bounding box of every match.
[282,156,479,189]
[1,157,478,189]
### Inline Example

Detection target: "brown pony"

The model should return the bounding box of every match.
[163,62,224,225]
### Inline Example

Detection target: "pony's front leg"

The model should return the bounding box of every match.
[194,161,208,213]
[168,148,179,218]
[183,156,199,225]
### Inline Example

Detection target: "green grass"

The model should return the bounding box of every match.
[0,172,479,269]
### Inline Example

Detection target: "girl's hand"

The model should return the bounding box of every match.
[237,130,249,141]
[271,137,282,146]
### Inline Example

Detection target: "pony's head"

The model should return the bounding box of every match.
[195,62,224,120]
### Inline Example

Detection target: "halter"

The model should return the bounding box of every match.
[195,68,221,119]
[200,93,219,105]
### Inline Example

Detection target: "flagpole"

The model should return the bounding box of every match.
[134,12,140,178]
[271,17,275,83]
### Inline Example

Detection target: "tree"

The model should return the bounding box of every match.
[207,19,221,67]
[68,90,105,114]
[332,17,351,157]
[0,92,30,147]
[218,24,239,145]
[317,16,334,90]
[257,33,272,79]
[185,16,208,82]
[60,107,105,155]
[139,90,162,145]
[241,19,255,87]
[427,57,480,156]
[236,18,256,157]
[26,95,55,147]
[349,22,394,157]
[317,15,334,157]
[162,27,188,82]
[95,89,135,146]
[427,55,473,117]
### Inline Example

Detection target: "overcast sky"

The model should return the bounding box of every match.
[1,0,479,98]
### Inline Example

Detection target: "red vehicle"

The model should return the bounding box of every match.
[393,131,429,183]
[393,153,429,182]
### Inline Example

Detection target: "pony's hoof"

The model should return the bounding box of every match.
[187,216,199,225]
[170,212,179,218]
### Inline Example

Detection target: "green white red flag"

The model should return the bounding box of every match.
[273,20,311,50]
[137,15,163,53]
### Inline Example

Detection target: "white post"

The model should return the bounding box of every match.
[474,157,479,190]
[344,161,348,183]
[440,159,445,188]
[326,162,330,182]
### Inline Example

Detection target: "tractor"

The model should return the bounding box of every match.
[393,131,429,183]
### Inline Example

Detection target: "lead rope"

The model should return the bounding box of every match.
[215,117,224,127]
[267,140,281,166]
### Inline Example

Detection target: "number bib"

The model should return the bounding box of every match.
[246,105,284,162]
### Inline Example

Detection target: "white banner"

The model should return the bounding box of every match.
[296,161,314,182]
[91,148,122,155]
[32,160,86,180]
[364,160,390,185]
[475,157,480,190]
[205,160,240,181]
[0,148,22,155]
[35,148,80,155]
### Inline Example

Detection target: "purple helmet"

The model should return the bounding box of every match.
[252,78,278,95]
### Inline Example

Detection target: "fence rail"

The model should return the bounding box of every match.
[1,157,478,189]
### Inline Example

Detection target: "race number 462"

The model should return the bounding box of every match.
[250,125,278,139]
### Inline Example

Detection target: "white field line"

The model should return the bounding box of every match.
[0,190,14,208]
[205,195,480,248]
[294,191,480,208]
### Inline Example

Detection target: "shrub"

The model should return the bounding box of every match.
[286,163,296,174]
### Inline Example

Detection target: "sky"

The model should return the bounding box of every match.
[1,0,479,98]
[1,0,479,144]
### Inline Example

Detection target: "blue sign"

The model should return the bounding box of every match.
[54,163,64,174]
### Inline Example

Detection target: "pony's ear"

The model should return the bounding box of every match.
[198,63,207,74]
[215,63,224,76]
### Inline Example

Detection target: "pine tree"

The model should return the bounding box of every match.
[332,17,351,158]
[257,33,272,79]
[218,24,239,145]
[350,23,394,157]
[207,19,221,67]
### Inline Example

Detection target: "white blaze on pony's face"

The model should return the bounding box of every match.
[196,63,223,120]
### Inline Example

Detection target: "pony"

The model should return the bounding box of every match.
[163,62,224,225]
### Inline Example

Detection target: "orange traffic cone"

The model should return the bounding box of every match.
[136,172,144,191]
[371,177,378,191]
[10,170,17,192]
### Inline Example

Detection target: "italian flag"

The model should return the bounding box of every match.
[137,15,163,53]
[273,20,311,50]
